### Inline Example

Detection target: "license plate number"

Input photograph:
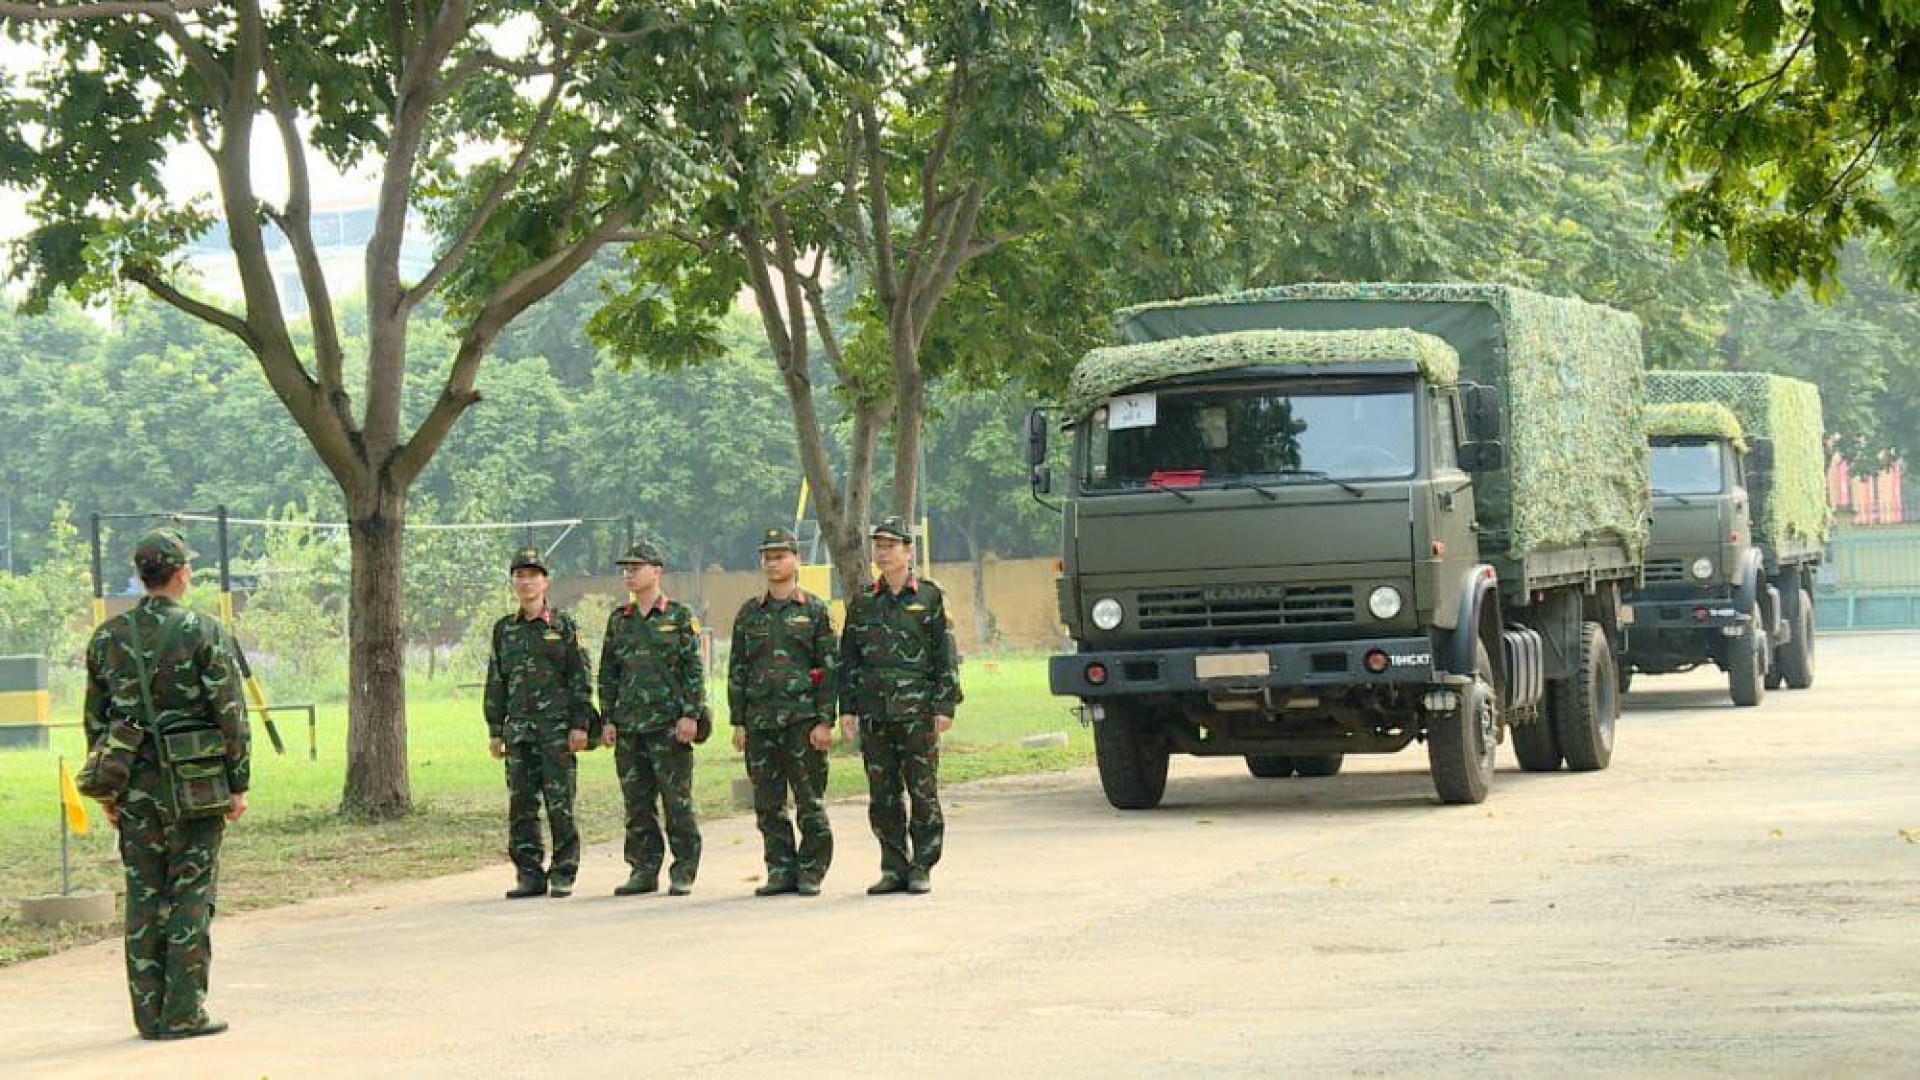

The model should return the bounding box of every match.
[1195,652,1270,679]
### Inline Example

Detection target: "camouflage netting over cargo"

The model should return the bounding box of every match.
[1646,371,1830,550]
[1106,283,1649,560]
[1063,328,1459,418]
[1646,402,1747,451]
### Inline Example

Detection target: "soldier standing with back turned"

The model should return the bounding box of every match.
[84,528,250,1040]
[599,539,704,897]
[729,527,837,897]
[485,547,596,899]
[838,516,961,895]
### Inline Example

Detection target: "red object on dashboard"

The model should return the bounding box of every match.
[1147,469,1206,488]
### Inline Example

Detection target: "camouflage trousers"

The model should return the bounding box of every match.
[858,715,943,875]
[614,729,701,884]
[116,767,226,1036]
[744,722,832,883]
[505,732,579,882]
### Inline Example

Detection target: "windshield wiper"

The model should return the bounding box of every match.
[1146,480,1195,503]
[1224,479,1280,500]
[1651,488,1694,506]
[1275,468,1364,498]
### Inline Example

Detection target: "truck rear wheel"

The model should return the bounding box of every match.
[1778,587,1816,689]
[1551,622,1618,772]
[1293,755,1344,777]
[1094,704,1169,809]
[1429,641,1497,805]
[1246,755,1295,778]
[1728,604,1767,707]
[1510,715,1561,772]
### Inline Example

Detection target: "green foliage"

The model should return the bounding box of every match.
[1444,0,1920,293]
[1066,329,1460,419]
[1646,403,1748,450]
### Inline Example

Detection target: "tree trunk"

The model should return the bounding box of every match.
[891,330,925,519]
[963,516,991,650]
[341,489,411,818]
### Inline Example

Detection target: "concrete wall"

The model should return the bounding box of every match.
[551,556,1068,652]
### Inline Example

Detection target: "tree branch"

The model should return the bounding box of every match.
[122,264,257,349]
[0,1,216,18]
[261,43,346,398]
[534,0,679,44]
[404,47,575,308]
[859,102,899,312]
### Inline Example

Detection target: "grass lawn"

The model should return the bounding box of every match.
[0,654,1088,965]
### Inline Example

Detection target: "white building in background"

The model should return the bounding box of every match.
[182,204,436,313]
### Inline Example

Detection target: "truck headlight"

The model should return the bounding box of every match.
[1091,598,1124,630]
[1367,586,1404,620]
[1690,557,1714,580]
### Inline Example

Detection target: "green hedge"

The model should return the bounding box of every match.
[1646,401,1748,450]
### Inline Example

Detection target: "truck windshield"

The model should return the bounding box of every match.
[1082,383,1417,492]
[1650,440,1725,495]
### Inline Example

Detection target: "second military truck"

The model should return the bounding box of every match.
[1624,372,1829,704]
[1032,284,1649,806]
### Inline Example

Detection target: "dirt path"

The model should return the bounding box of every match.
[4,633,1917,1078]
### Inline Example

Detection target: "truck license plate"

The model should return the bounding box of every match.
[1195,652,1270,679]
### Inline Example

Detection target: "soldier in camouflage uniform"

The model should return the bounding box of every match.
[598,539,704,896]
[485,547,596,899]
[729,527,837,897]
[838,516,961,895]
[83,529,249,1040]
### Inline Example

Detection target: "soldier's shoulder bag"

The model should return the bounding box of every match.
[159,726,232,822]
[74,610,184,801]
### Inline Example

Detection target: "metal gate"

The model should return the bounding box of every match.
[1815,525,1920,630]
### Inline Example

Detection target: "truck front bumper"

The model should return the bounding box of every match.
[1049,637,1453,698]
[1627,598,1753,634]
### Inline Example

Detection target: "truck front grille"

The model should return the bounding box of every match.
[1135,584,1355,631]
[1644,558,1686,584]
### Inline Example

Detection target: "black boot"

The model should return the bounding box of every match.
[905,868,932,894]
[504,872,548,899]
[867,872,908,895]
[614,871,659,897]
[754,874,797,897]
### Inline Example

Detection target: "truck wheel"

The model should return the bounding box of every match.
[1509,713,1561,772]
[1429,641,1497,804]
[1094,704,1169,809]
[1728,604,1767,707]
[1293,755,1344,777]
[1245,755,1295,778]
[1778,587,1816,690]
[1551,622,1618,772]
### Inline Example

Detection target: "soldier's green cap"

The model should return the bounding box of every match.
[509,547,549,575]
[132,528,196,571]
[869,515,915,544]
[615,539,667,567]
[757,526,800,554]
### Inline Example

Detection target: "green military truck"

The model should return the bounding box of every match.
[1624,372,1829,705]
[1029,283,1649,807]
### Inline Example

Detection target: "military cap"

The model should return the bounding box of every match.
[757,526,801,554]
[509,547,549,575]
[615,539,667,567]
[869,515,915,544]
[132,527,197,570]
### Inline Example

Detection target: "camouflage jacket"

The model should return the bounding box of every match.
[839,573,962,720]
[727,588,836,728]
[598,594,704,734]
[485,606,596,742]
[83,596,251,793]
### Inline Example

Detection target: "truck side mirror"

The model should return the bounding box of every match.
[1461,383,1504,442]
[1030,465,1053,495]
[1459,440,1505,473]
[1024,407,1050,467]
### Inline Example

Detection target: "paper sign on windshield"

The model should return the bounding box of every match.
[1108,392,1158,430]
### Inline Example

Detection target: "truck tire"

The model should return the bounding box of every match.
[1509,713,1561,772]
[1728,604,1767,707]
[1094,704,1169,809]
[1246,755,1295,778]
[1429,641,1497,804]
[1551,622,1618,772]
[1778,587,1816,690]
[1728,607,1766,707]
[1293,755,1345,777]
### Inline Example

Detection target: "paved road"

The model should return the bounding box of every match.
[4,633,1917,1078]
